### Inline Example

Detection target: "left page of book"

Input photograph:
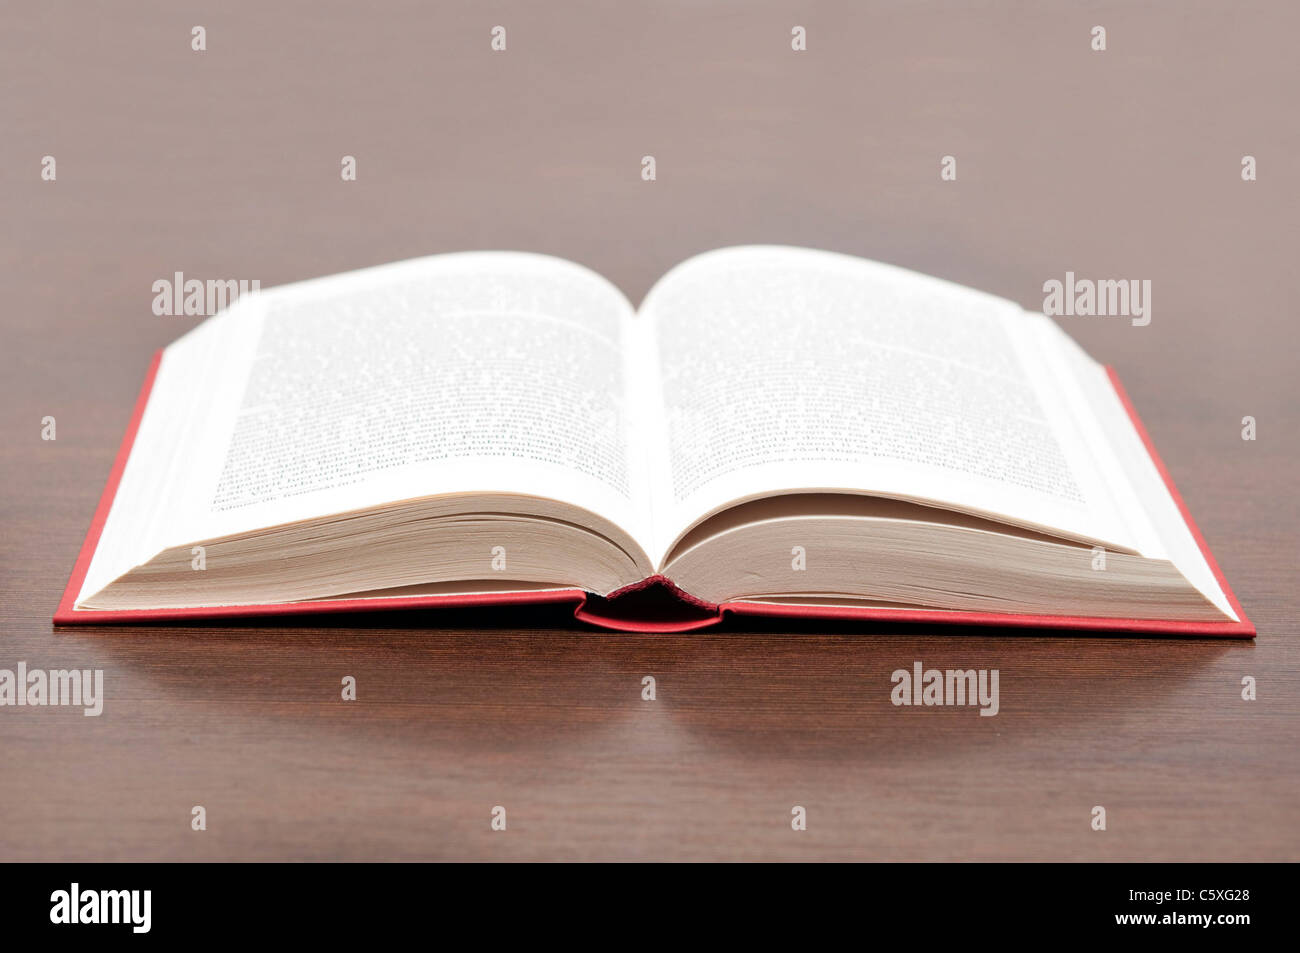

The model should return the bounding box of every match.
[76,253,656,606]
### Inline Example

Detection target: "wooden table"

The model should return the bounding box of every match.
[2,1,1296,861]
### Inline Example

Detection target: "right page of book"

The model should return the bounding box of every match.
[637,245,1149,569]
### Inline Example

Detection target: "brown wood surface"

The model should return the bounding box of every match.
[1,1,1297,861]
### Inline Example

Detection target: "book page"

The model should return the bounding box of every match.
[638,246,1142,566]
[1038,321,1238,620]
[79,253,653,603]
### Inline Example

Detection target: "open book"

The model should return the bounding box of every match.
[56,247,1252,635]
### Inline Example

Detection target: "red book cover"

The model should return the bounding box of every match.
[54,353,1254,637]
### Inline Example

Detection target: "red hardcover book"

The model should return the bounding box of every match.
[54,249,1254,637]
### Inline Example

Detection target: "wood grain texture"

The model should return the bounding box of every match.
[1,0,1296,861]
